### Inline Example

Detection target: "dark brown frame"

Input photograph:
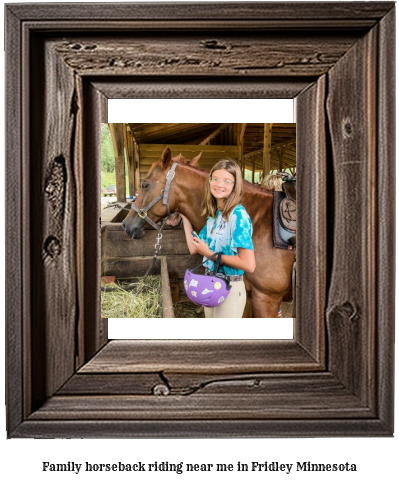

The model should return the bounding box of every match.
[5,2,395,438]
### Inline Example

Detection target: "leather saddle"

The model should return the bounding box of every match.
[272,173,296,250]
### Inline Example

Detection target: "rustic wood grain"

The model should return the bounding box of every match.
[295,75,327,364]
[326,24,377,403]
[5,4,25,436]
[14,417,391,439]
[79,340,321,374]
[30,35,77,408]
[92,79,311,99]
[375,5,395,431]
[82,80,109,360]
[7,2,394,23]
[5,2,395,438]
[54,34,361,78]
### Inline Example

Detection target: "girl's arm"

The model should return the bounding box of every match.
[191,239,256,273]
[225,248,256,273]
[179,214,199,255]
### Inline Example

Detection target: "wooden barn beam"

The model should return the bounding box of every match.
[262,123,273,177]
[126,126,136,197]
[133,141,140,193]
[277,147,286,172]
[199,123,231,145]
[108,123,126,202]
[237,123,247,172]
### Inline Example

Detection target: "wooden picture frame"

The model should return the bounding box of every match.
[5,2,395,438]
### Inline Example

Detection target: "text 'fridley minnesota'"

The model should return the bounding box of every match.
[42,460,357,475]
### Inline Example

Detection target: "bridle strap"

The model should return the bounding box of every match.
[162,162,178,216]
[131,162,179,231]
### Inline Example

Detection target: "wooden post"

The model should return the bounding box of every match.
[126,128,135,197]
[278,146,286,172]
[161,257,175,318]
[263,123,273,176]
[134,141,140,193]
[237,123,247,174]
[108,123,126,202]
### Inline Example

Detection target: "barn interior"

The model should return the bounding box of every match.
[102,123,296,318]
[107,123,296,201]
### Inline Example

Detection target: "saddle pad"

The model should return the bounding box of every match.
[272,191,296,250]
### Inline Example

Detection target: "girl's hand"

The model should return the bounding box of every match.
[191,237,210,257]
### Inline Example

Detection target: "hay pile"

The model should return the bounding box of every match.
[101,276,162,318]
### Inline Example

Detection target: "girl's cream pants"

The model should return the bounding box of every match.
[204,280,246,318]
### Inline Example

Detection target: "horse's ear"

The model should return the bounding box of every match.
[160,147,172,167]
[176,153,187,164]
[188,152,202,167]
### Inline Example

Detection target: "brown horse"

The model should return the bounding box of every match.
[122,147,296,317]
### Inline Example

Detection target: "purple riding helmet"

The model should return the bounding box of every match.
[184,253,232,307]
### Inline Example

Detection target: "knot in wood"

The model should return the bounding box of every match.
[152,383,170,396]
[201,40,227,50]
[44,236,61,259]
[343,119,353,137]
[45,181,56,196]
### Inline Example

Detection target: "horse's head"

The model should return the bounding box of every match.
[122,147,201,239]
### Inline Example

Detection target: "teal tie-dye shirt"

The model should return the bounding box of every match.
[198,204,254,276]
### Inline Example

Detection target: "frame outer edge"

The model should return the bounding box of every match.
[5,6,24,437]
[5,2,395,22]
[376,6,395,433]
[5,3,395,438]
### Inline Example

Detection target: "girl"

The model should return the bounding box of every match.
[180,159,255,318]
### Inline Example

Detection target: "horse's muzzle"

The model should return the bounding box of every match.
[121,219,145,239]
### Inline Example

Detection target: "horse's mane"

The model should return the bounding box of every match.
[175,160,209,174]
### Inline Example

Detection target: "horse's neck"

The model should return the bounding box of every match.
[242,186,273,224]
[175,166,207,229]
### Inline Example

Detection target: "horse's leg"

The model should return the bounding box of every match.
[251,290,283,318]
[242,293,253,318]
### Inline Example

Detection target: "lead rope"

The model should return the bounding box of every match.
[143,218,167,277]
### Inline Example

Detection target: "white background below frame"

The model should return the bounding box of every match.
[108,98,294,339]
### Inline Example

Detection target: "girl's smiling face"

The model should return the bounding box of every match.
[209,169,236,202]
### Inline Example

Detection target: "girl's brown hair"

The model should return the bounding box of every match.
[202,159,243,220]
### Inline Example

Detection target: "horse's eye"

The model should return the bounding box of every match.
[142,181,150,190]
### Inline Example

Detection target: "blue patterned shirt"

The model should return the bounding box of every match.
[198,204,254,276]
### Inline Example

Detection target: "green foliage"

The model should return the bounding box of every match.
[101,124,115,173]
[99,123,134,198]
[101,170,116,190]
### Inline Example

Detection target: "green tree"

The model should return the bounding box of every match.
[101,124,115,172]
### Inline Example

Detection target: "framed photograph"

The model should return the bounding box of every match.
[101,114,296,338]
[5,2,395,437]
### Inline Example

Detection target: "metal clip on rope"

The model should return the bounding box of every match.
[143,218,167,277]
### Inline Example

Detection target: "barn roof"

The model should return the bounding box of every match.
[126,123,296,172]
